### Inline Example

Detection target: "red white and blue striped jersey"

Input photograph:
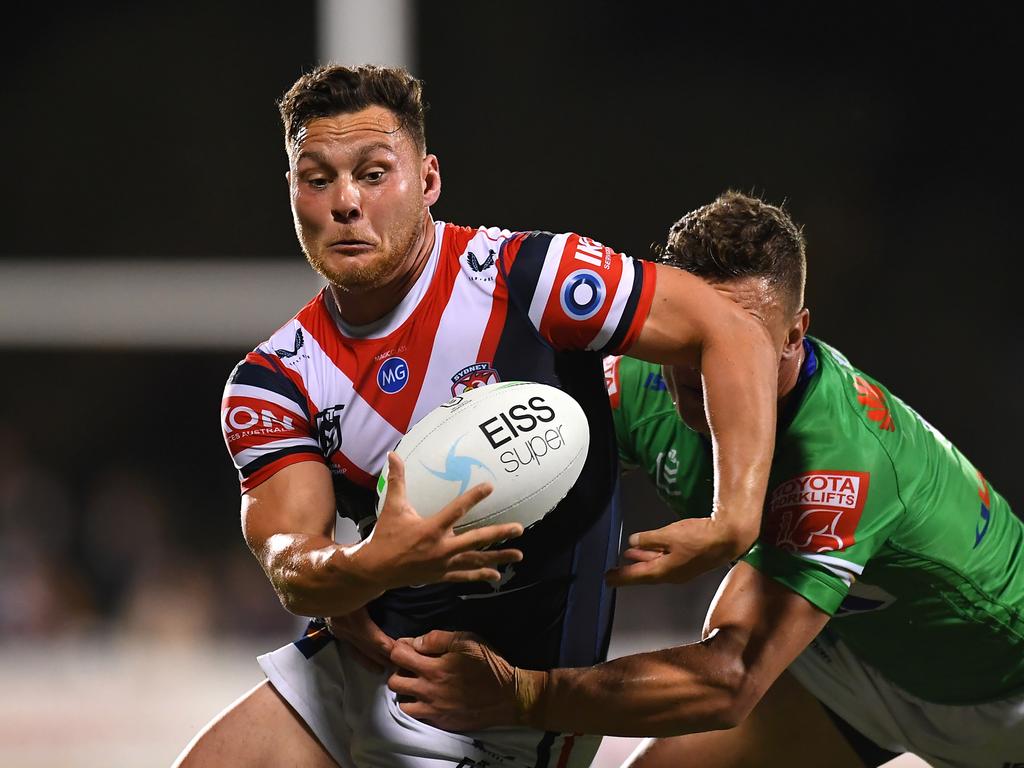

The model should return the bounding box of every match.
[221,220,656,668]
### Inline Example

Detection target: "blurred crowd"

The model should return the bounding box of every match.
[0,426,295,643]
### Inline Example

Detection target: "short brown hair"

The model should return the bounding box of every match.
[658,191,807,314]
[277,64,427,152]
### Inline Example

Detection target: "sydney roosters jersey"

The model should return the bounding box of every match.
[221,220,656,668]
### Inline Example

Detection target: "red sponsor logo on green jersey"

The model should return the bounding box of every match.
[766,471,870,554]
[854,375,895,431]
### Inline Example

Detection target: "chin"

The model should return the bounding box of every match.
[309,251,393,291]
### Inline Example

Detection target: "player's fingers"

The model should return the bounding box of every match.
[446,548,522,570]
[387,669,426,698]
[411,629,463,655]
[448,522,524,555]
[326,610,394,664]
[605,557,666,587]
[442,567,503,583]
[398,700,439,725]
[389,637,437,674]
[627,527,672,551]
[382,452,407,506]
[621,547,664,563]
[435,482,494,530]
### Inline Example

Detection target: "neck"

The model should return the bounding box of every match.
[329,212,436,327]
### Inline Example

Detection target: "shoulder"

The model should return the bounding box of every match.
[436,221,514,277]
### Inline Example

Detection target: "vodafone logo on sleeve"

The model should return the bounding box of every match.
[765,471,870,554]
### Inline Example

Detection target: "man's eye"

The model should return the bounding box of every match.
[364,171,385,183]
[307,178,329,189]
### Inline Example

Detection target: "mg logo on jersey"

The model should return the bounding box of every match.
[766,471,870,554]
[377,356,409,394]
[560,269,606,321]
[451,362,500,396]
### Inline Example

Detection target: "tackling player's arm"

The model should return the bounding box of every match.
[389,561,828,736]
[241,453,525,619]
[627,264,778,573]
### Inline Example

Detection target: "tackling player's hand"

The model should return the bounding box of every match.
[349,453,525,591]
[326,608,394,672]
[387,630,547,731]
[605,516,755,586]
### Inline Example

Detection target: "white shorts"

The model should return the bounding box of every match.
[258,633,600,768]
[788,629,1024,768]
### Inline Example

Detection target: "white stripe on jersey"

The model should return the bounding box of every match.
[527,233,572,330]
[407,230,501,426]
[225,383,307,420]
[799,552,864,586]
[262,321,405,479]
[235,436,321,468]
[586,254,637,352]
[330,220,445,340]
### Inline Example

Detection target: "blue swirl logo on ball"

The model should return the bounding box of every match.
[377,356,410,394]
[559,269,606,321]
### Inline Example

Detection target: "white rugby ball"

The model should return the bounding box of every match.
[375,381,590,533]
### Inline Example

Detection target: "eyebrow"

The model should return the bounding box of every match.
[294,142,398,167]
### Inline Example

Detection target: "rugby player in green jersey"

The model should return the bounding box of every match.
[388,192,1024,768]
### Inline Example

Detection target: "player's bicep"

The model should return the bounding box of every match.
[626,262,751,367]
[705,561,830,693]
[241,460,337,557]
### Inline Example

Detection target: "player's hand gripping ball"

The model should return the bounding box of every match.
[376,382,590,533]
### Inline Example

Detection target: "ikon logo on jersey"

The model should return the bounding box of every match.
[377,356,410,394]
[765,471,870,554]
[450,362,500,396]
[222,405,295,439]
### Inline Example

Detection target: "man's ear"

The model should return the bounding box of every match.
[782,308,810,360]
[422,154,441,207]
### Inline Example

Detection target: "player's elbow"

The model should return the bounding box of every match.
[693,637,763,732]
[698,663,753,732]
[707,681,759,731]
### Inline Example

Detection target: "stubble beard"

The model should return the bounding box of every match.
[303,205,425,293]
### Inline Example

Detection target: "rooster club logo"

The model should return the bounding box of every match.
[559,269,606,320]
[377,356,410,394]
[450,362,500,396]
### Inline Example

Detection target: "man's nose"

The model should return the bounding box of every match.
[331,178,361,223]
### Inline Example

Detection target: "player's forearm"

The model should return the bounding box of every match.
[520,633,752,737]
[261,533,385,617]
[701,314,777,554]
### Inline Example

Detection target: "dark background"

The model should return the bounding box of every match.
[1,2,1020,642]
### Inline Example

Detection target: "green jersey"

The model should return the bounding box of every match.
[607,338,1024,704]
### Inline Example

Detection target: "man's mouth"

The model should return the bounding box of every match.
[327,238,375,253]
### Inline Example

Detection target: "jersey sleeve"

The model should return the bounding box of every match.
[742,451,904,615]
[221,351,324,493]
[499,231,656,355]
